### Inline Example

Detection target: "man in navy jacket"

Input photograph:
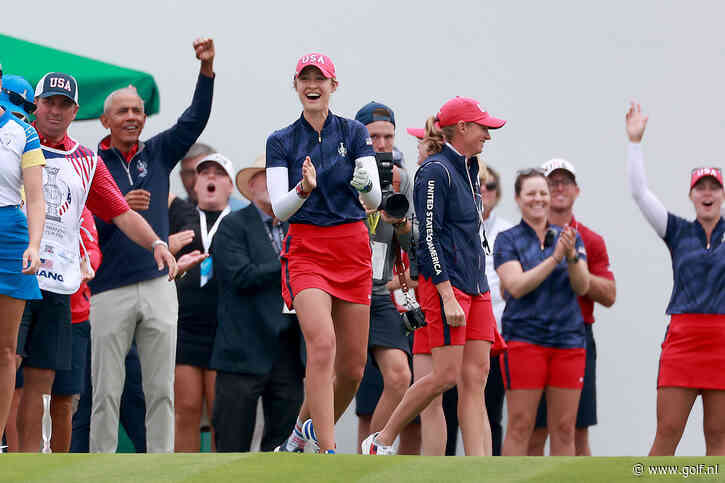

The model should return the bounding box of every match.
[209,155,304,452]
[88,38,215,453]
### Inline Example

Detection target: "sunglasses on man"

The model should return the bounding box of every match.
[2,88,37,115]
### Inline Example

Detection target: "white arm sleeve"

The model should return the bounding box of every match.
[267,166,306,222]
[357,155,382,209]
[627,142,668,238]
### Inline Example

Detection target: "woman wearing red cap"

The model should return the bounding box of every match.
[363,97,505,456]
[266,53,380,453]
[627,102,725,456]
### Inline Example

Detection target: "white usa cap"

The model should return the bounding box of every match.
[541,158,576,180]
[195,153,234,181]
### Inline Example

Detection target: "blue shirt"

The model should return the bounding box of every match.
[91,73,214,295]
[266,112,374,226]
[494,220,588,348]
[413,145,488,295]
[663,213,725,314]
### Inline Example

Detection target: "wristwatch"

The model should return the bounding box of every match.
[566,253,579,264]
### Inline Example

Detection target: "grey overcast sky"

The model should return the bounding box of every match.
[5,0,725,455]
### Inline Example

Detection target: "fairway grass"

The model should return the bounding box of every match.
[2,453,723,482]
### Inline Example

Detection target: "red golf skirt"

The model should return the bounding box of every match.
[281,221,372,309]
[658,313,725,390]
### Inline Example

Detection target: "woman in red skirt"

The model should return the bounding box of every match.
[627,102,725,455]
[266,53,380,453]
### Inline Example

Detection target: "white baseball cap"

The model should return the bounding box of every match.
[541,158,576,181]
[195,153,234,181]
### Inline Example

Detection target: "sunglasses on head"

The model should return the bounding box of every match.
[2,88,36,114]
[516,167,545,176]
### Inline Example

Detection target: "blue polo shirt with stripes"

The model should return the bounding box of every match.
[266,112,374,226]
[494,220,588,348]
[663,213,725,314]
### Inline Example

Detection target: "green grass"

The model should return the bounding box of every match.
[1,454,723,482]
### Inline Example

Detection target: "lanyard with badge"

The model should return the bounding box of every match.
[262,218,283,257]
[198,205,231,287]
[263,217,296,315]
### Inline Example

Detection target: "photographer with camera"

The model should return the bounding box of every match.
[363,97,505,456]
[494,168,590,456]
[352,102,422,454]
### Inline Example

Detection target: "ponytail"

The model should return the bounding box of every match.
[423,116,445,155]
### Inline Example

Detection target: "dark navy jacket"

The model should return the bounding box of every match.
[413,144,489,295]
[266,112,374,226]
[209,205,303,375]
[90,74,214,295]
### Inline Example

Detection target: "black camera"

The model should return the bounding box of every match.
[375,152,409,219]
[401,305,427,335]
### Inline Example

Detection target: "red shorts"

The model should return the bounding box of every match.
[658,314,725,390]
[417,276,495,348]
[281,221,372,309]
[413,315,507,355]
[412,324,431,355]
[501,341,585,390]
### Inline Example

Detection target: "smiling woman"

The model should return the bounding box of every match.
[626,102,725,457]
[493,169,590,457]
[266,53,381,454]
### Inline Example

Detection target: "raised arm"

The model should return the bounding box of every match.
[626,102,668,238]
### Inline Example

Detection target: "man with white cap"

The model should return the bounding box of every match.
[528,158,616,456]
[209,154,304,452]
[170,152,233,452]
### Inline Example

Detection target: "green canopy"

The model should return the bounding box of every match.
[0,34,159,120]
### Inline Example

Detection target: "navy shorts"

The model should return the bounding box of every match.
[17,290,72,371]
[535,324,597,428]
[176,319,217,369]
[52,321,90,396]
[15,366,23,389]
[368,294,411,356]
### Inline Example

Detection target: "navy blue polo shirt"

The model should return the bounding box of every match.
[413,144,488,295]
[266,112,374,226]
[494,220,588,348]
[663,213,725,314]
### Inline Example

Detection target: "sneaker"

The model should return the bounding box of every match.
[361,432,395,455]
[301,419,319,452]
[322,449,335,454]
[274,437,304,453]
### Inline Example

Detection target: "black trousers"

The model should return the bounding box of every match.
[485,354,505,456]
[213,330,304,452]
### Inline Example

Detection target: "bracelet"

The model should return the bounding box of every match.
[566,254,579,264]
[151,239,168,250]
[295,182,310,199]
